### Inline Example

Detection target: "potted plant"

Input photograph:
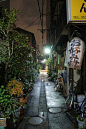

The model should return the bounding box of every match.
[77,115,86,129]
[6,79,23,97]
[6,79,24,127]
[0,85,10,128]
[0,85,20,128]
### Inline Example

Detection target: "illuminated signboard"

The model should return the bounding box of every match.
[66,0,86,23]
[65,37,85,69]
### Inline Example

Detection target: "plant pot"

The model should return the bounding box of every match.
[20,107,24,121]
[77,117,86,128]
[14,108,20,119]
[12,109,20,128]
[0,118,6,129]
[77,95,85,107]
[0,127,5,129]
[6,117,14,129]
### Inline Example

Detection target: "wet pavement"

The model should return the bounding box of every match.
[17,73,76,129]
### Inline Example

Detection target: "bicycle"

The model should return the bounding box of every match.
[65,80,78,110]
[76,91,86,117]
[65,81,86,116]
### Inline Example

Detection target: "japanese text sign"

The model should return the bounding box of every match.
[66,0,86,23]
[65,37,85,69]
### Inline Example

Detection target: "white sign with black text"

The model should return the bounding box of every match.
[65,37,85,69]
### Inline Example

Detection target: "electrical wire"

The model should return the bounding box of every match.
[41,0,44,44]
[71,23,86,33]
[43,0,45,6]
[37,0,42,24]
[36,18,41,41]
[24,16,40,30]
[36,0,45,45]
[24,0,45,30]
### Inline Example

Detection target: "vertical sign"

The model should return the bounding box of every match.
[65,37,85,69]
[66,0,86,23]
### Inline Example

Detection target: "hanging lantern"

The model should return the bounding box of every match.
[65,37,85,69]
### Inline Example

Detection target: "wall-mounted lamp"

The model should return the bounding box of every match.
[45,48,50,54]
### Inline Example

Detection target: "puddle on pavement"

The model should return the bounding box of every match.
[49,107,62,113]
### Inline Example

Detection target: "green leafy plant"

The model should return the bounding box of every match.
[78,115,85,121]
[0,8,36,85]
[0,85,20,118]
[0,85,10,118]
[0,8,38,95]
[0,8,19,85]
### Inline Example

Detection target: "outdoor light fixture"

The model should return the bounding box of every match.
[45,48,50,54]
[41,59,47,63]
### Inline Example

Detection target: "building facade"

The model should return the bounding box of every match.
[46,0,86,96]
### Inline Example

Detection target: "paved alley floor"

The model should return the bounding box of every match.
[17,73,76,129]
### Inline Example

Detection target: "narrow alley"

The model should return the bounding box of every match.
[17,73,75,129]
[0,1,86,129]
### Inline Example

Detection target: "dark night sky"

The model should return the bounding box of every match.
[10,0,46,52]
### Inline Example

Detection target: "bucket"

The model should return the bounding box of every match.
[77,94,85,107]
[77,95,85,102]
